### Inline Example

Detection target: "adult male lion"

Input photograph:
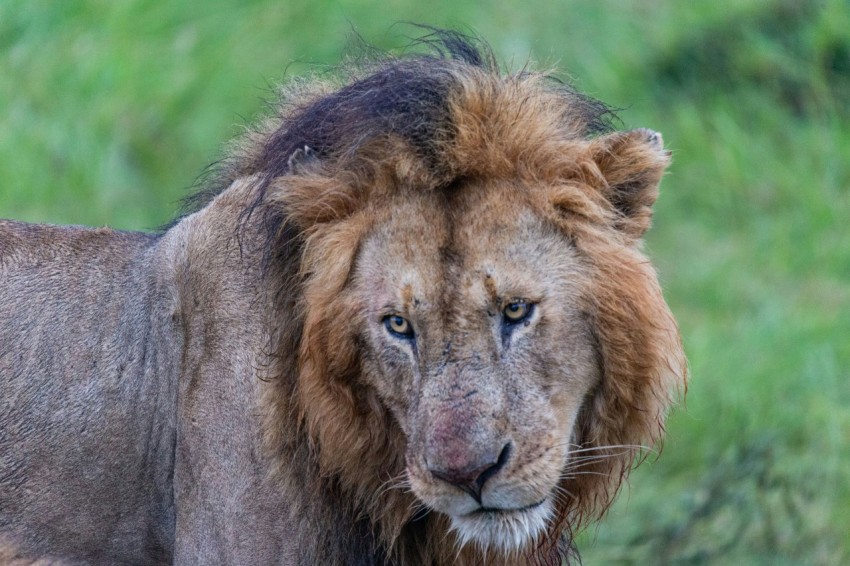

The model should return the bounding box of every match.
[0,32,686,565]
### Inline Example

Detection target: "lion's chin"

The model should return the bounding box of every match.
[448,498,554,554]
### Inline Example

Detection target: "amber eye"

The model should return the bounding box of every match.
[503,301,533,323]
[384,315,414,338]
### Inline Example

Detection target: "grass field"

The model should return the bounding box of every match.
[2,0,848,563]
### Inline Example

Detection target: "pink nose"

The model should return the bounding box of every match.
[427,443,512,503]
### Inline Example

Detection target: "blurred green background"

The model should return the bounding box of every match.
[2,0,848,563]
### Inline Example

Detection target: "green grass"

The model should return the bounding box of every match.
[2,1,848,563]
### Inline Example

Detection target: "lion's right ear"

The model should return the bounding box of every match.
[587,128,671,239]
[273,145,363,228]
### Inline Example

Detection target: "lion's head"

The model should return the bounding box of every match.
[213,31,687,564]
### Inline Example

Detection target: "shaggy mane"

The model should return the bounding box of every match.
[187,29,616,217]
[187,30,683,565]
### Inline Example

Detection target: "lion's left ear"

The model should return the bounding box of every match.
[587,128,671,239]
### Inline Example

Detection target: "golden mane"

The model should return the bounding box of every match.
[222,31,687,564]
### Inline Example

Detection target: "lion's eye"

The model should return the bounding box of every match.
[384,315,414,338]
[503,301,533,324]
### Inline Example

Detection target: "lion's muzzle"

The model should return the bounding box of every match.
[415,365,513,507]
[403,359,567,552]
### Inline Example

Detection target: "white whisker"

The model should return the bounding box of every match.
[557,443,652,455]
[561,470,613,478]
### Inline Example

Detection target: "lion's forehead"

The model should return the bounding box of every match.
[357,181,579,304]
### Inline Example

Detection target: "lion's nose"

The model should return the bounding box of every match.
[428,443,512,504]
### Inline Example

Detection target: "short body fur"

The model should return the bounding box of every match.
[0,32,686,565]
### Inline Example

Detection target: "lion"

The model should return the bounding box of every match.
[0,31,686,565]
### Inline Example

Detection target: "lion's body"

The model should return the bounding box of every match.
[0,205,302,564]
[0,33,686,565]
[0,223,177,562]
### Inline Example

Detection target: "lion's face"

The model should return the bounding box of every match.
[350,179,599,551]
[285,93,684,559]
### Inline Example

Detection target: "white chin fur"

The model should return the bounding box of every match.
[449,498,553,554]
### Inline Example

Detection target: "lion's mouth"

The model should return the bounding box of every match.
[449,497,553,552]
[470,498,546,516]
